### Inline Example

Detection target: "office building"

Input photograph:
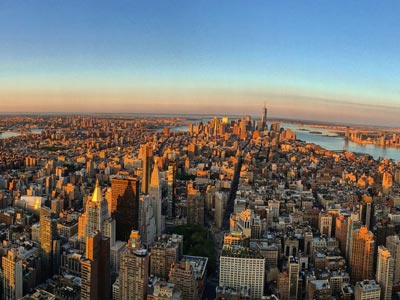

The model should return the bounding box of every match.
[307,280,331,300]
[230,209,262,239]
[386,235,400,283]
[215,286,251,300]
[169,261,198,300]
[219,248,265,300]
[119,231,149,300]
[147,278,182,300]
[39,206,60,280]
[288,257,299,300]
[149,158,162,237]
[354,280,380,300]
[376,246,394,300]
[373,222,395,247]
[167,161,177,218]
[261,104,268,131]
[350,226,375,283]
[2,249,23,300]
[78,180,116,245]
[186,182,204,226]
[150,234,183,279]
[181,255,208,299]
[111,176,140,241]
[139,194,156,246]
[360,197,374,230]
[346,212,361,260]
[81,231,111,300]
[277,270,290,300]
[139,144,153,195]
[215,191,227,229]
[319,212,332,237]
[335,213,349,256]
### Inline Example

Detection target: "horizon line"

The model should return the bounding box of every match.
[0,111,396,129]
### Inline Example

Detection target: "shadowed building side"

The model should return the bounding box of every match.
[111,177,140,241]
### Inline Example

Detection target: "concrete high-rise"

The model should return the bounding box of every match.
[376,246,394,300]
[111,176,140,241]
[335,213,349,256]
[147,278,182,300]
[219,248,265,300]
[149,158,162,237]
[288,256,299,300]
[119,231,149,300]
[138,195,156,246]
[169,261,198,300]
[350,226,375,283]
[214,191,227,229]
[374,222,395,247]
[81,231,111,300]
[386,235,400,283]
[346,211,361,260]
[2,249,23,300]
[186,182,204,226]
[360,197,374,230]
[354,280,380,300]
[319,212,332,237]
[87,159,95,178]
[150,234,183,279]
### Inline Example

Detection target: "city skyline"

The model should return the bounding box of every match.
[1,1,399,126]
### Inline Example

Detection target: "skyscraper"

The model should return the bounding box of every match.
[119,230,149,300]
[87,159,95,178]
[386,235,400,283]
[2,249,23,300]
[376,246,394,300]
[167,161,176,219]
[335,213,349,256]
[350,226,375,283]
[374,222,395,247]
[138,195,156,246]
[213,117,219,140]
[139,143,153,195]
[81,231,111,300]
[78,180,116,245]
[214,191,227,229]
[261,103,268,131]
[346,212,362,260]
[39,206,60,281]
[149,158,162,237]
[111,176,140,241]
[288,256,299,300]
[359,197,374,230]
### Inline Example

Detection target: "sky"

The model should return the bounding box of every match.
[0,1,399,125]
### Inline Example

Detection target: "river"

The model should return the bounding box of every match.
[282,123,400,162]
[0,129,44,139]
[0,132,21,139]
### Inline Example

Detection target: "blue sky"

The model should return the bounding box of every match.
[0,1,399,125]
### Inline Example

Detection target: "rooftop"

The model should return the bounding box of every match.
[182,255,208,279]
